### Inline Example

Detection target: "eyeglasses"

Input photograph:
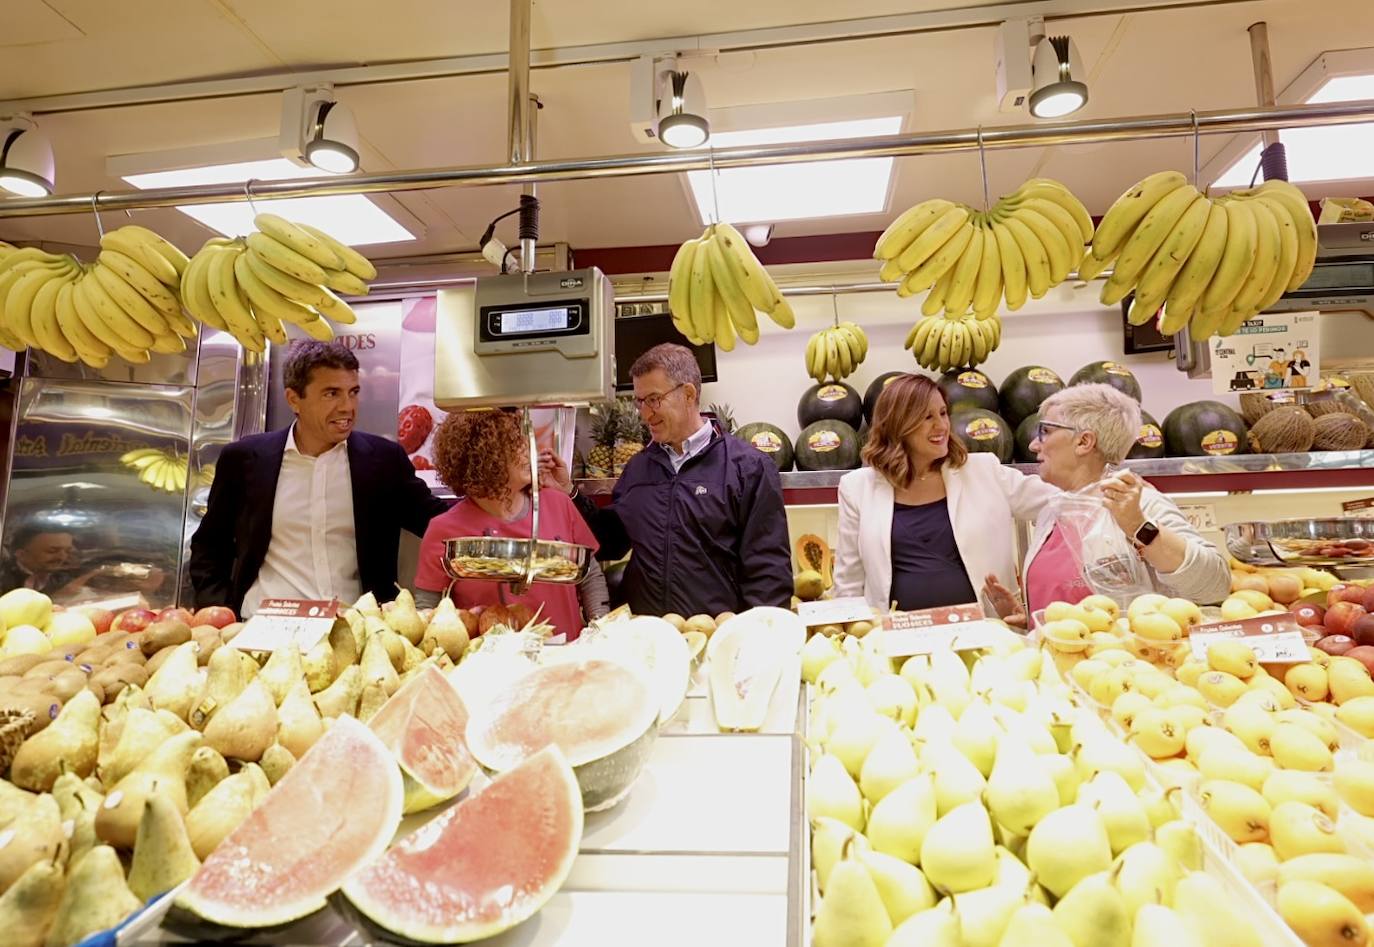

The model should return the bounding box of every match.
[1035,419,1078,441]
[632,383,686,411]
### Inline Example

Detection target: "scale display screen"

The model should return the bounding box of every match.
[499,307,572,334]
[478,298,588,345]
[1296,260,1374,292]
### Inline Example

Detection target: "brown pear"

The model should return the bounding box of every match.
[65,800,99,872]
[185,746,230,808]
[359,635,399,697]
[0,779,37,825]
[313,665,363,719]
[202,677,276,762]
[339,609,365,653]
[94,730,201,849]
[43,845,140,947]
[257,643,304,705]
[276,679,324,760]
[0,855,65,947]
[51,772,102,825]
[8,689,102,791]
[328,618,358,670]
[144,641,203,721]
[356,680,389,722]
[399,636,426,673]
[189,645,254,730]
[98,708,178,786]
[422,597,470,661]
[0,793,64,892]
[301,639,336,693]
[186,766,269,861]
[384,588,426,645]
[127,790,200,901]
[260,742,296,785]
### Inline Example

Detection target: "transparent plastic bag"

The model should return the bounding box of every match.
[1045,467,1154,608]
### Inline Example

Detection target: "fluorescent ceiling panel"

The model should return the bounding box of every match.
[121,158,414,246]
[1214,75,1374,187]
[685,117,901,225]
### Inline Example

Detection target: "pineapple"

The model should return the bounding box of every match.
[708,402,736,436]
[613,397,647,474]
[585,406,617,478]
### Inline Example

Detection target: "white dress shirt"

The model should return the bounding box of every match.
[662,419,715,472]
[242,426,360,616]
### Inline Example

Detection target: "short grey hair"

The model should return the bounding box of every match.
[284,340,359,395]
[630,343,702,397]
[1040,383,1142,464]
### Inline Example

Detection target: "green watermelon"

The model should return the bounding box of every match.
[735,422,794,472]
[1000,366,1065,430]
[1128,410,1166,460]
[1014,412,1041,463]
[799,382,863,431]
[1163,401,1248,457]
[794,420,861,471]
[863,372,907,426]
[952,408,1014,463]
[1070,360,1143,402]
[939,369,999,416]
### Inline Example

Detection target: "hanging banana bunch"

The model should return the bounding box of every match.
[667,222,795,351]
[121,447,189,493]
[1087,172,1316,339]
[180,213,376,352]
[804,321,868,382]
[903,313,1002,373]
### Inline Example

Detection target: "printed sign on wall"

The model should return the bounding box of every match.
[1210,312,1320,395]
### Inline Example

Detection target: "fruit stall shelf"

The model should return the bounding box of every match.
[577,449,1374,505]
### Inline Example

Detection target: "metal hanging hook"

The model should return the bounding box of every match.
[831,292,840,328]
[976,126,991,211]
[706,146,722,226]
[89,191,105,239]
[243,178,260,218]
[1190,109,1201,189]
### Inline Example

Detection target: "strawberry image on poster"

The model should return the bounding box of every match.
[399,404,434,453]
[411,455,433,471]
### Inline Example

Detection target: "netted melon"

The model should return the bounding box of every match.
[1311,413,1370,452]
[1247,407,1315,454]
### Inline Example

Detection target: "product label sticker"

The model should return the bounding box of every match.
[1201,430,1241,455]
[1103,361,1132,376]
[876,603,1006,656]
[231,598,341,654]
[1028,368,1062,385]
[1137,424,1163,449]
[1342,497,1374,516]
[957,371,988,389]
[965,417,1002,441]
[808,430,841,452]
[751,431,783,452]
[797,597,879,627]
[818,384,849,402]
[1210,311,1320,395]
[1188,614,1308,663]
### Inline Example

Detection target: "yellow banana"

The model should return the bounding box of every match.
[100,229,179,287]
[841,321,868,360]
[91,263,171,337]
[234,254,290,345]
[687,231,717,344]
[714,223,785,324]
[1229,197,1281,318]
[1077,248,1114,281]
[245,232,328,285]
[80,269,158,349]
[1091,170,1189,262]
[1010,205,1072,284]
[298,315,337,341]
[234,251,318,326]
[668,238,699,339]
[1020,198,1085,259]
[0,246,68,277]
[1250,180,1317,291]
[1002,216,1051,299]
[72,276,135,353]
[768,295,796,330]
[1005,179,1094,243]
[991,221,1028,310]
[28,273,77,361]
[150,333,188,355]
[896,206,970,273]
[1164,201,1229,325]
[878,258,904,283]
[179,250,229,331]
[96,249,180,317]
[942,225,985,316]
[971,221,1003,319]
[1101,184,1200,306]
[908,317,934,354]
[713,287,735,353]
[117,225,190,279]
[206,248,265,351]
[1132,194,1213,316]
[874,198,956,261]
[921,318,944,367]
[1252,195,1298,313]
[244,248,327,307]
[4,264,73,348]
[1197,199,1257,324]
[705,235,758,342]
[253,213,343,270]
[322,268,370,296]
[315,287,358,325]
[296,223,376,281]
[55,281,111,364]
[901,222,976,296]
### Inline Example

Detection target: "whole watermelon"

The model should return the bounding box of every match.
[1163,401,1248,457]
[1070,360,1143,402]
[1000,366,1065,430]
[952,408,1013,464]
[735,422,794,472]
[1128,410,1166,460]
[863,372,907,426]
[1015,412,1041,463]
[795,420,861,471]
[939,369,999,416]
[799,382,863,431]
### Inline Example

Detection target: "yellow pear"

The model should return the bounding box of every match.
[1264,769,1339,819]
[1185,724,1247,762]
[998,902,1072,947]
[952,880,1030,947]
[867,674,918,728]
[186,766,269,860]
[1221,700,1276,755]
[260,742,296,785]
[1131,611,1183,643]
[1073,736,1146,791]
[1328,660,1374,704]
[1052,870,1130,947]
[51,771,101,824]
[1221,597,1261,621]
[889,902,962,947]
[1279,854,1374,913]
[1275,708,1340,751]
[1113,841,1180,918]
[186,746,230,809]
[1270,801,1346,860]
[1286,663,1330,702]
[202,677,277,763]
[1155,820,1203,871]
[1335,757,1374,817]
[98,707,177,786]
[0,855,65,947]
[1271,722,1334,772]
[144,641,203,721]
[1199,779,1271,844]
[276,679,325,760]
[812,845,892,947]
[1026,804,1112,899]
[925,740,988,816]
[1042,753,1080,806]
[8,689,100,791]
[1277,880,1369,947]
[1081,771,1151,856]
[95,729,200,849]
[1175,659,1208,687]
[422,596,471,663]
[808,753,864,832]
[852,845,936,926]
[985,740,1058,837]
[1129,707,1184,759]
[1335,695,1374,737]
[0,793,63,892]
[921,801,996,894]
[1197,745,1273,793]
[383,587,426,645]
[811,817,869,895]
[301,638,337,693]
[1127,593,1169,620]
[42,845,141,947]
[1235,842,1280,886]
[1133,904,1203,947]
[1208,640,1260,679]
[1111,692,1152,731]
[1197,670,1247,707]
[258,643,305,705]
[190,645,256,729]
[952,700,1002,777]
[126,790,200,901]
[313,664,364,719]
[359,634,400,698]
[865,773,937,864]
[352,590,383,618]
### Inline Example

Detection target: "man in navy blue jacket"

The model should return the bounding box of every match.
[549,343,793,617]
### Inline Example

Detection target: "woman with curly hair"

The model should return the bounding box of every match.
[412,409,607,639]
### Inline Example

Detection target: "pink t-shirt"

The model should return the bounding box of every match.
[414,491,598,640]
[1025,525,1093,618]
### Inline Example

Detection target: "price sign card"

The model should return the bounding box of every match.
[1188,614,1309,664]
[875,603,1009,657]
[231,599,341,654]
[797,597,878,628]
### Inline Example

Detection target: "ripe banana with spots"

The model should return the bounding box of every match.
[668,223,795,350]
[804,322,869,381]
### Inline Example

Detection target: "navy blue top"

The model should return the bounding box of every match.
[889,498,978,611]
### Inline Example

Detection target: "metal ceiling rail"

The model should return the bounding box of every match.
[2,98,1372,220]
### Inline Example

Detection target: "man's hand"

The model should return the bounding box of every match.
[983,573,1027,629]
[1101,470,1147,538]
[539,449,573,495]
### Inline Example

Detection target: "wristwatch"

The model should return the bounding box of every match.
[1133,520,1161,548]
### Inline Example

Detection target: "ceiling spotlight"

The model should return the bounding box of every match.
[656,70,710,149]
[0,115,55,197]
[280,86,359,174]
[1029,35,1088,118]
[744,224,774,247]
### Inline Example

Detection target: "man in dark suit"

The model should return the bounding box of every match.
[189,340,449,616]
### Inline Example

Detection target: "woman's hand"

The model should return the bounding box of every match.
[983,573,1027,629]
[538,448,573,494]
[1101,470,1146,537]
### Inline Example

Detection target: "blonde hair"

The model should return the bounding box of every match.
[1039,383,1142,464]
[862,374,967,487]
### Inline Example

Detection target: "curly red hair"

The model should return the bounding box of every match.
[432,409,524,500]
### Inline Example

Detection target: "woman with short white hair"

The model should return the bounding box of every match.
[986,383,1230,621]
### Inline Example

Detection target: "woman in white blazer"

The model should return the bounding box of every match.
[832,374,1058,613]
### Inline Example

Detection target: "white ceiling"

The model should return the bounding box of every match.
[1,0,1372,261]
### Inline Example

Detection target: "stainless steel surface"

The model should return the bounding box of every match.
[25,341,201,387]
[1248,22,1280,149]
[508,0,531,169]
[5,99,1374,218]
[1227,518,1374,567]
[441,536,591,584]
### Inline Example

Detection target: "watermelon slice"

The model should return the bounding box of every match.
[369,664,478,813]
[466,658,658,811]
[550,616,691,726]
[342,745,582,944]
[176,715,403,928]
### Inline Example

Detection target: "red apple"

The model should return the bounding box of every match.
[1324,601,1368,638]
[157,607,196,627]
[1291,602,1327,627]
[1353,614,1374,649]
[1360,587,1374,614]
[1345,645,1374,676]
[77,606,115,635]
[1315,634,1357,656]
[111,608,156,633]
[191,605,238,629]
[1329,585,1367,607]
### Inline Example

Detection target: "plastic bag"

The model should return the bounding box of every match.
[1045,467,1154,608]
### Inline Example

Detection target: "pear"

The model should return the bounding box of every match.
[1042,753,1081,805]
[352,590,382,619]
[258,643,305,705]
[859,727,920,805]
[0,855,65,947]
[42,845,141,947]
[889,901,962,947]
[1113,841,1181,917]
[359,635,400,698]
[339,609,365,654]
[1080,771,1151,856]
[811,817,869,895]
[1328,661,1374,704]
[99,708,179,787]
[356,680,390,722]
[1052,870,1131,947]
[1265,769,1339,820]
[1270,801,1346,860]
[301,639,337,693]
[867,674,918,727]
[985,740,1058,837]
[1235,842,1281,886]
[911,704,957,746]
[852,845,936,926]
[326,616,358,669]
[921,801,996,894]
[384,588,426,645]
[924,740,987,816]
[126,790,200,901]
[1073,736,1146,792]
[1025,804,1113,899]
[801,633,843,685]
[1155,820,1203,872]
[186,746,230,808]
[95,729,200,849]
[0,793,64,892]
[952,880,1029,947]
[191,646,257,728]
[9,690,100,791]
[993,846,1032,890]
[422,597,470,662]
[1222,699,1276,755]
[1173,870,1263,947]
[51,772,101,824]
[953,700,1002,777]
[812,844,892,947]
[313,664,363,719]
[1278,854,1374,913]
[998,902,1072,947]
[807,754,864,831]
[276,679,324,760]
[1197,744,1273,793]
[399,636,427,673]
[1271,722,1334,772]
[1132,904,1203,947]
[144,641,203,721]
[187,767,268,860]
[1199,780,1271,844]
[1277,880,1369,947]
[203,678,276,763]
[865,773,937,864]
[260,742,296,785]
